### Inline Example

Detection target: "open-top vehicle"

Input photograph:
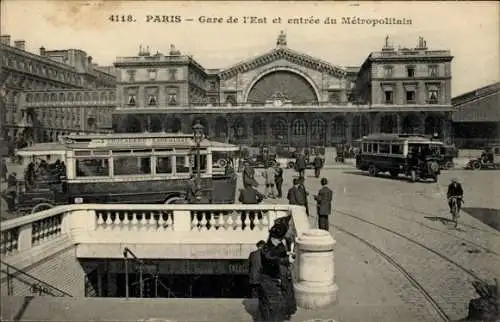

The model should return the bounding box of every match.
[4,132,239,214]
[465,145,500,170]
[356,134,442,182]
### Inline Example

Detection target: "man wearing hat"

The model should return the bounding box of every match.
[258,223,297,321]
[287,178,299,205]
[314,178,333,231]
[296,176,309,216]
[447,177,464,214]
[243,160,258,188]
[248,240,266,299]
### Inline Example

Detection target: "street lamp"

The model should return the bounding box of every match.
[192,123,205,184]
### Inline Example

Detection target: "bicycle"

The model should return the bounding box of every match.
[449,196,463,228]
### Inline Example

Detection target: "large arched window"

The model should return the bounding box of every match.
[272,119,287,138]
[311,118,326,136]
[331,117,346,138]
[292,119,307,135]
[252,117,265,136]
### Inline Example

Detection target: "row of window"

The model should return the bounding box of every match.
[126,68,178,82]
[362,142,403,155]
[383,65,439,78]
[383,88,439,104]
[25,91,115,103]
[3,54,81,85]
[75,155,207,177]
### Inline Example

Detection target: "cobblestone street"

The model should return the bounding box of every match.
[249,167,500,321]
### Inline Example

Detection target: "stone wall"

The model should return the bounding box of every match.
[0,245,85,297]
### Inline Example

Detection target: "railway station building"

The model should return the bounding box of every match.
[112,32,454,147]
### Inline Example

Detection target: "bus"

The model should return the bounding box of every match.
[355,134,443,182]
[7,132,239,214]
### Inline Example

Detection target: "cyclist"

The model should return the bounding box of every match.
[447,178,464,214]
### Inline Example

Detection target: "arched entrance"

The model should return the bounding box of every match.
[230,117,247,142]
[214,117,228,138]
[165,117,182,133]
[149,116,163,132]
[351,114,370,139]
[246,70,319,105]
[311,118,326,146]
[380,114,396,133]
[123,115,143,133]
[272,117,288,145]
[401,113,422,135]
[425,115,443,137]
[331,116,346,143]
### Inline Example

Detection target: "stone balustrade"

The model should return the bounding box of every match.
[1,203,338,309]
[1,204,310,261]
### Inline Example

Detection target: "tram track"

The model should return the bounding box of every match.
[332,223,450,322]
[337,193,500,257]
[334,208,485,283]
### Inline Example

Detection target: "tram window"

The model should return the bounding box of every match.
[76,158,109,177]
[362,143,368,152]
[176,156,190,173]
[391,144,402,154]
[114,156,152,175]
[372,143,378,153]
[379,144,390,154]
[156,156,173,174]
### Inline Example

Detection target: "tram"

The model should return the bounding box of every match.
[7,132,239,214]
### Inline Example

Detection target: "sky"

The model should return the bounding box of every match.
[1,0,499,96]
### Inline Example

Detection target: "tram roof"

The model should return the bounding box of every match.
[60,132,239,150]
[15,142,67,156]
[361,133,444,144]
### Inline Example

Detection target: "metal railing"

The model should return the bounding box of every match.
[123,247,176,299]
[0,259,73,297]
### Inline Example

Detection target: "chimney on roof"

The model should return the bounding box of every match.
[88,56,93,64]
[39,46,46,56]
[1,35,11,46]
[14,40,25,50]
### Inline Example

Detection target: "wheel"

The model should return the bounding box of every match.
[164,196,185,204]
[217,159,227,168]
[390,170,399,178]
[444,161,453,169]
[31,203,54,214]
[368,165,378,177]
[472,161,482,170]
[287,162,295,169]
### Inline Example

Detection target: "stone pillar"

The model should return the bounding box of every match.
[294,229,338,309]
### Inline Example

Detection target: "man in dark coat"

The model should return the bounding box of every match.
[447,177,464,214]
[185,175,199,203]
[248,240,266,298]
[296,176,309,216]
[287,178,299,205]
[243,160,258,188]
[1,159,7,182]
[258,223,296,322]
[294,151,307,177]
[312,153,324,178]
[274,163,284,198]
[239,185,265,205]
[314,178,333,231]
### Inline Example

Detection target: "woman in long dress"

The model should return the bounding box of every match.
[258,223,296,321]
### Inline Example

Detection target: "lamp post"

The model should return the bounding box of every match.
[192,123,205,185]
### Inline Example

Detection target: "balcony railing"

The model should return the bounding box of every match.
[1,204,309,266]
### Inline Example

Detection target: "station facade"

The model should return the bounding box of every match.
[112,32,454,147]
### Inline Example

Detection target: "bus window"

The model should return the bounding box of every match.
[372,143,378,153]
[156,156,173,174]
[390,144,402,155]
[379,144,390,154]
[114,156,151,175]
[362,143,368,153]
[175,156,190,173]
[76,158,109,177]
